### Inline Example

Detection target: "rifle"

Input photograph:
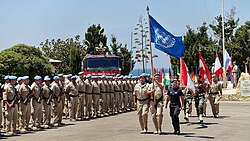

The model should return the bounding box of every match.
[46,88,53,105]
[10,90,18,108]
[23,85,32,105]
[37,86,44,103]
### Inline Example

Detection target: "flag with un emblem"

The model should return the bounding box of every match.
[149,15,186,58]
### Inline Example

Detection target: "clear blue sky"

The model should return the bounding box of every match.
[0,0,249,69]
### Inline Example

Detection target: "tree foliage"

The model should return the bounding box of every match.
[0,44,52,82]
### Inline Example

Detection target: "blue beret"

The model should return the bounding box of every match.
[146,74,151,77]
[68,74,72,77]
[44,76,51,81]
[71,76,77,79]
[63,75,68,78]
[53,76,59,80]
[34,76,42,80]
[154,73,160,77]
[9,76,17,80]
[123,76,128,79]
[17,77,23,81]
[78,72,84,75]
[23,76,29,80]
[58,74,63,77]
[116,74,120,77]
[100,75,105,78]
[86,74,92,78]
[140,73,147,78]
[113,76,117,79]
[4,75,9,80]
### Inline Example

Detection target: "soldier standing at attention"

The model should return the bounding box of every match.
[133,73,151,134]
[232,61,238,88]
[76,72,86,120]
[91,76,101,118]
[19,76,31,132]
[123,76,129,112]
[51,76,63,126]
[65,76,79,121]
[42,76,52,128]
[98,75,106,117]
[209,74,222,118]
[117,76,124,112]
[3,76,18,135]
[165,79,184,135]
[30,76,43,130]
[112,76,120,114]
[58,74,66,118]
[1,76,10,132]
[108,76,115,115]
[84,74,93,120]
[104,76,111,115]
[15,77,23,129]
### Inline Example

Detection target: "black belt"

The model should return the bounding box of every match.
[69,95,78,97]
[137,97,150,101]
[114,90,120,92]
[78,91,85,93]
[100,91,106,93]
[93,93,100,95]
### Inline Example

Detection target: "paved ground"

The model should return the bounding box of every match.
[1,101,250,141]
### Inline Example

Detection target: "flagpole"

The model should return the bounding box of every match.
[147,6,156,105]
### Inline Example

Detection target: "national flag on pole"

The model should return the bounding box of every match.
[199,53,212,84]
[180,58,196,93]
[160,68,164,83]
[190,71,195,81]
[224,50,231,72]
[149,15,186,58]
[228,57,233,72]
[214,53,223,76]
[154,68,157,75]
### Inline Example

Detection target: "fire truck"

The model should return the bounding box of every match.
[82,42,122,76]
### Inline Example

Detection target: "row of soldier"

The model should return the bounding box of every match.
[0,73,139,136]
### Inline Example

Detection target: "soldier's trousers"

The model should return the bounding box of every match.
[32,100,43,127]
[150,101,163,131]
[128,92,133,109]
[170,105,181,132]
[0,101,2,129]
[137,100,149,130]
[106,93,110,113]
[195,95,205,116]
[6,104,18,132]
[208,94,220,116]
[119,92,124,110]
[114,92,119,112]
[92,94,100,116]
[184,97,193,115]
[109,93,114,112]
[123,91,128,110]
[43,100,51,125]
[53,100,62,124]
[203,94,209,115]
[77,93,85,118]
[20,102,31,129]
[85,94,92,117]
[100,93,107,113]
[61,94,65,114]
[69,96,78,120]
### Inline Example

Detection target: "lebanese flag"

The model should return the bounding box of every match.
[228,57,233,72]
[214,53,223,76]
[190,71,195,81]
[180,58,196,93]
[199,53,212,84]
[160,68,164,83]
[154,68,157,74]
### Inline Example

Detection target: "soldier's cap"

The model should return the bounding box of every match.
[71,76,77,79]
[105,76,109,79]
[139,73,147,78]
[34,76,42,80]
[154,73,160,77]
[78,72,84,75]
[118,76,123,79]
[146,74,151,77]
[68,74,73,77]
[212,74,216,77]
[9,76,17,80]
[53,76,59,80]
[116,74,120,77]
[128,76,131,79]
[44,76,51,81]
[171,79,178,83]
[86,74,92,78]
[58,74,63,77]
[4,75,9,80]
[128,74,133,77]
[63,75,68,78]
[123,76,128,79]
[23,76,29,80]
[91,76,98,79]
[113,76,117,79]
[17,77,23,82]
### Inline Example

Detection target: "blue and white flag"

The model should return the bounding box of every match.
[149,15,186,58]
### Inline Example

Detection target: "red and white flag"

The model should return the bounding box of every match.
[214,53,223,76]
[199,53,212,84]
[180,58,196,93]
[160,68,164,83]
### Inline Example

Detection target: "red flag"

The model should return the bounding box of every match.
[199,53,212,84]
[180,58,196,93]
[214,53,223,76]
[159,68,164,83]
[228,57,233,72]
[154,68,157,75]
[190,71,195,81]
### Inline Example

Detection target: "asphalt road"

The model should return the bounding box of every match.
[1,101,250,141]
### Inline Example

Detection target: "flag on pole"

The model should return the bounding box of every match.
[214,53,223,76]
[160,68,164,83]
[190,71,195,81]
[180,58,196,93]
[199,53,212,84]
[224,50,231,72]
[154,68,157,74]
[149,15,186,58]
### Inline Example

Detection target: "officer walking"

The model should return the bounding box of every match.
[165,79,184,135]
[209,74,222,118]
[183,87,194,122]
[133,73,151,134]
[149,73,164,134]
[3,76,18,135]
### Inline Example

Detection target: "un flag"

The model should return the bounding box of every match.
[149,15,186,58]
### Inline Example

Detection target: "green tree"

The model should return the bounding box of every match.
[84,24,109,54]
[40,35,85,74]
[0,44,52,82]
[110,35,135,75]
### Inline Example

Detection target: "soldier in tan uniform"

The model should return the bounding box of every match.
[19,76,31,132]
[76,72,86,120]
[98,75,107,116]
[64,74,72,118]
[133,73,151,133]
[108,76,115,114]
[65,76,79,121]
[209,74,222,118]
[42,76,52,128]
[127,76,133,110]
[3,76,18,135]
[232,61,238,88]
[123,76,130,111]
[104,76,111,115]
[91,76,100,118]
[84,74,93,119]
[30,76,43,130]
[112,76,120,114]
[51,76,63,126]
[148,74,164,134]
[1,76,10,132]
[58,74,66,118]
[117,76,124,112]
[15,77,23,129]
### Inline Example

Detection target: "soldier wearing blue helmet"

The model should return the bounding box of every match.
[84,74,93,119]
[76,72,86,120]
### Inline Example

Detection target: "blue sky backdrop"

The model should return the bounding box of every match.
[0,0,249,70]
